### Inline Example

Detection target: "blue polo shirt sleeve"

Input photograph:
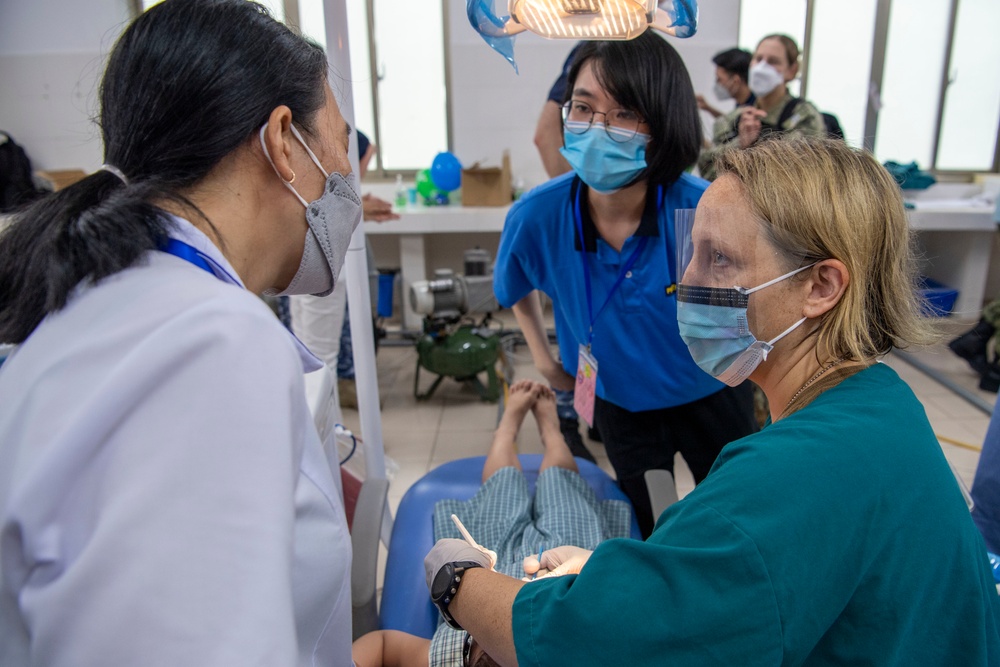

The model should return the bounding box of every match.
[511,502,782,666]
[494,201,542,308]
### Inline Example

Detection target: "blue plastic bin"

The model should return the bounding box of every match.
[918,277,958,317]
[377,271,397,318]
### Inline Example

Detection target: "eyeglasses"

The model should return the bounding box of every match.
[561,99,646,143]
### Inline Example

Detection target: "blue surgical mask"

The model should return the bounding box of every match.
[676,263,814,386]
[559,126,648,194]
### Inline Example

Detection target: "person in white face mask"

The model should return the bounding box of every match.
[695,47,755,121]
[424,135,1000,667]
[698,34,826,181]
[0,1,361,665]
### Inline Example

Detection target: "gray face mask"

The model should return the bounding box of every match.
[259,123,362,297]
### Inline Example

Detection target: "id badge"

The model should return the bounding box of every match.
[574,345,598,427]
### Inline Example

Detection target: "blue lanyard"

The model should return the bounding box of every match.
[160,238,214,274]
[161,238,243,285]
[573,184,661,347]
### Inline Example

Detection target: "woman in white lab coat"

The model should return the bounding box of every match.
[0,1,362,664]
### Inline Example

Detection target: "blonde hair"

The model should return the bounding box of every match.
[715,135,936,362]
[758,33,800,68]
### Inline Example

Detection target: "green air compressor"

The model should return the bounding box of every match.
[409,249,503,401]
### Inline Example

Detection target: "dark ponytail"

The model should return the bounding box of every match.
[0,0,328,343]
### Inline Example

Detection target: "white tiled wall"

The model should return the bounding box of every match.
[0,0,131,171]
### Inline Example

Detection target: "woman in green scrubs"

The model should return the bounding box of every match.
[425,135,1000,666]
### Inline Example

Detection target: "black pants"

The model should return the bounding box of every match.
[594,383,757,538]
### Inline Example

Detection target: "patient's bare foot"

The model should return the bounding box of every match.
[483,380,542,481]
[532,386,562,442]
[535,386,578,473]
[496,380,540,439]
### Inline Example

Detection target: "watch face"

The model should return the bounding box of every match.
[432,563,455,601]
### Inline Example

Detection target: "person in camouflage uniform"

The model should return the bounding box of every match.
[697,34,825,181]
[984,301,1000,338]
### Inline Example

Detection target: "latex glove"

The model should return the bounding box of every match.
[522,545,592,580]
[450,514,498,570]
[425,538,496,591]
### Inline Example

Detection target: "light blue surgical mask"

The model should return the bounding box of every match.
[559,124,648,194]
[676,263,815,386]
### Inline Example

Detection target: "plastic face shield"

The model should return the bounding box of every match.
[676,206,767,294]
[675,207,807,339]
[466,0,699,71]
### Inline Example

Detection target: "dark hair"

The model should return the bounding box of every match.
[0,0,328,343]
[563,32,702,188]
[712,47,752,83]
[0,131,44,213]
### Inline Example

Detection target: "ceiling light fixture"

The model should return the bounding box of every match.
[467,0,697,70]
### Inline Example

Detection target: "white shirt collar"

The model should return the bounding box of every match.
[166,215,323,373]
[166,215,244,286]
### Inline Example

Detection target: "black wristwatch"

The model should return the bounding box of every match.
[430,560,484,630]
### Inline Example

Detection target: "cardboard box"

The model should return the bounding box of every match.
[461,151,511,207]
[37,169,88,191]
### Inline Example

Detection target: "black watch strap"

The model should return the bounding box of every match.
[432,560,484,630]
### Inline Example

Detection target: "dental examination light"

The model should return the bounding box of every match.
[467,0,698,70]
[507,0,695,39]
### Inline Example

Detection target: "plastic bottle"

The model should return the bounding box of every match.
[394,174,407,208]
[513,177,525,201]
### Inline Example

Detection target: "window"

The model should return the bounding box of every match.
[874,0,950,167]
[739,0,1000,173]
[140,0,449,175]
[369,0,447,172]
[299,0,447,174]
[935,0,1000,171]
[804,0,877,147]
[298,0,378,170]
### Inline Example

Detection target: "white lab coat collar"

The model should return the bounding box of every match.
[166,215,323,373]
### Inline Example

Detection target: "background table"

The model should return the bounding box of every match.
[365,201,508,329]
[908,203,996,319]
[361,183,997,329]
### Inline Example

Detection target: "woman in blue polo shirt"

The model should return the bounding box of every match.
[494,33,757,536]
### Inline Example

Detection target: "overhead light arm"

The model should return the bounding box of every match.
[466,0,698,70]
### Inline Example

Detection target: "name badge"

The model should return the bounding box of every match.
[574,345,598,427]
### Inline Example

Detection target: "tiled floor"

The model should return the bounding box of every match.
[339,317,996,599]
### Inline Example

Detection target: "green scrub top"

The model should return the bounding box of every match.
[513,363,1000,665]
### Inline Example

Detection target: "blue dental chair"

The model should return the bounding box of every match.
[378,454,648,638]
